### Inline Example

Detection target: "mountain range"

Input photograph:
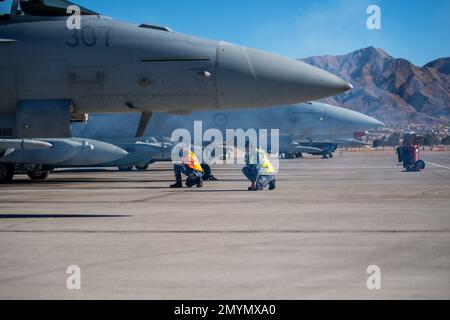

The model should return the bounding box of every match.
[300,47,450,125]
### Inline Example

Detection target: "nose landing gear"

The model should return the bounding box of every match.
[0,163,15,184]
[322,151,334,159]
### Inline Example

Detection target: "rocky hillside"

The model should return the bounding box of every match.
[425,57,450,76]
[300,47,450,125]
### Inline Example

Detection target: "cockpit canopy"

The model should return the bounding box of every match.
[5,0,97,18]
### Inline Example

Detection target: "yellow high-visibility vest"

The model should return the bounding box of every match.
[182,149,204,172]
[250,148,275,175]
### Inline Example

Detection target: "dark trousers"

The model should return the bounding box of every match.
[242,166,275,190]
[174,164,203,182]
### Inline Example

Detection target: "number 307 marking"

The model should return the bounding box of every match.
[66,26,111,48]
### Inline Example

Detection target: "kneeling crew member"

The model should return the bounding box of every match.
[170,147,204,188]
[242,146,276,191]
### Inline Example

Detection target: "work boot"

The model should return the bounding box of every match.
[170,181,183,188]
[269,179,276,190]
[185,177,196,188]
[248,182,259,191]
[196,178,203,188]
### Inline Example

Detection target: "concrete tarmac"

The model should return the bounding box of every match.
[0,151,449,299]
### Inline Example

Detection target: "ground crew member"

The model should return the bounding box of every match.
[170,147,204,188]
[242,143,276,191]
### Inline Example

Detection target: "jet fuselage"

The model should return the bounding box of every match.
[0,14,352,115]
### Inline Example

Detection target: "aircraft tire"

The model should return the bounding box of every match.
[0,163,15,184]
[118,166,134,172]
[135,164,150,171]
[285,153,295,160]
[27,171,49,180]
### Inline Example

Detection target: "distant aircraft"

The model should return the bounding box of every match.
[0,0,352,181]
[286,136,371,159]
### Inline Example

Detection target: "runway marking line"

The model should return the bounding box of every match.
[428,162,450,170]
[0,229,449,234]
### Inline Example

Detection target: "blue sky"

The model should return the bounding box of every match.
[3,0,450,65]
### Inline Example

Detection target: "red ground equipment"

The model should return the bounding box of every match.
[397,145,426,172]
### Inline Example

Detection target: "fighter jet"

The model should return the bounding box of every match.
[0,0,354,181]
[74,101,382,153]
[111,103,380,160]
[68,102,382,175]
[0,0,351,137]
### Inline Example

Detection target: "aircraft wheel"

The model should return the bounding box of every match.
[328,152,334,159]
[201,164,212,181]
[118,166,134,172]
[27,171,49,180]
[285,153,294,160]
[415,160,426,171]
[135,164,150,171]
[0,163,15,184]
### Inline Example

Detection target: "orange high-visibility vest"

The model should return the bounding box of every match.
[182,149,204,172]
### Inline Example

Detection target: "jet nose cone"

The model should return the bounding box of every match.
[216,44,352,109]
[339,107,384,131]
[360,114,384,129]
[371,118,384,128]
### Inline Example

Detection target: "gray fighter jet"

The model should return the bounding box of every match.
[0,0,351,181]
[72,103,382,139]
[0,0,353,181]
[0,0,351,134]
[70,102,382,173]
